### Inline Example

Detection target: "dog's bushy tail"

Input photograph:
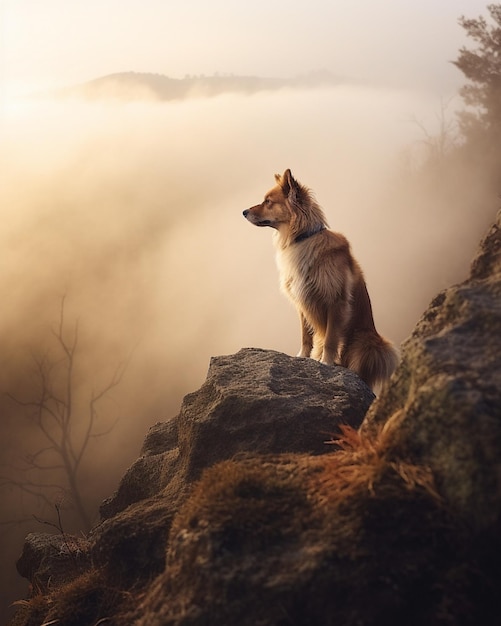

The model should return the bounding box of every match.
[342,330,399,391]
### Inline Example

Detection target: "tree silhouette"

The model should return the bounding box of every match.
[453,4,501,148]
[1,297,127,531]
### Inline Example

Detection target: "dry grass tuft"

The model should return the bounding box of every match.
[9,568,138,626]
[320,423,440,502]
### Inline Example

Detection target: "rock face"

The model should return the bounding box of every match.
[362,212,501,530]
[9,211,501,626]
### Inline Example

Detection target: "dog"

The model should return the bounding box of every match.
[243,169,398,390]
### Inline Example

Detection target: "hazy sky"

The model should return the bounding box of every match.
[0,0,491,96]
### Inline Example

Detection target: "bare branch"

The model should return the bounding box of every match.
[2,295,128,532]
[90,416,120,439]
[74,356,129,469]
[0,477,62,509]
[23,447,65,471]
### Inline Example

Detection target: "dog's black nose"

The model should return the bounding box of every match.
[243,209,249,217]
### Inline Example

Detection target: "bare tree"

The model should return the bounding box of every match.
[401,97,460,175]
[1,297,127,532]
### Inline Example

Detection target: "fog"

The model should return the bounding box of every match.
[0,83,497,614]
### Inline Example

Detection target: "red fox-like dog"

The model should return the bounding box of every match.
[243,169,398,390]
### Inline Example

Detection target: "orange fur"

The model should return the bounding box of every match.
[243,169,398,390]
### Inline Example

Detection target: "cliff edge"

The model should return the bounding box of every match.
[9,210,501,626]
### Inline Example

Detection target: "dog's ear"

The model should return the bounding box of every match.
[276,169,297,197]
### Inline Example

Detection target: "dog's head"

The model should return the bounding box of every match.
[242,169,295,229]
[243,170,324,242]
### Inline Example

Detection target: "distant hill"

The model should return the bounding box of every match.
[52,71,347,101]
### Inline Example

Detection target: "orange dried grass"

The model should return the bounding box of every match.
[316,422,440,503]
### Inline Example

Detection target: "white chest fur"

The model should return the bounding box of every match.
[273,231,352,310]
[274,242,313,305]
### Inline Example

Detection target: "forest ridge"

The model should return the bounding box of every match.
[52,70,347,101]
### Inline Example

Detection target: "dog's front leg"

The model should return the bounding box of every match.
[321,312,341,365]
[297,312,314,358]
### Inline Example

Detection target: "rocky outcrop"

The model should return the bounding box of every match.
[100,348,373,520]
[10,349,372,624]
[87,350,372,589]
[16,533,90,592]
[362,212,501,529]
[9,211,501,626]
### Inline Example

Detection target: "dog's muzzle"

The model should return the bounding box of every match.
[243,208,272,226]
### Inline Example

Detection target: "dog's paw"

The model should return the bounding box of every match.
[296,349,311,358]
[320,357,340,366]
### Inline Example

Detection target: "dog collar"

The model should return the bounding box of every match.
[294,226,326,244]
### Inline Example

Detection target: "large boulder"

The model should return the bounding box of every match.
[90,349,372,586]
[100,347,372,521]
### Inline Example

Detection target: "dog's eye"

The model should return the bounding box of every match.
[264,198,272,206]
